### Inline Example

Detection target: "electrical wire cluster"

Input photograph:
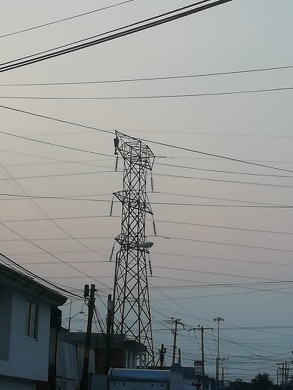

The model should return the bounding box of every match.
[0,0,292,382]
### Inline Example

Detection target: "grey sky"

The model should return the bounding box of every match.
[0,0,293,382]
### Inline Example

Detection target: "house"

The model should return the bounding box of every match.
[0,261,67,390]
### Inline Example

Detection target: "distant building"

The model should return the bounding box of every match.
[95,333,147,373]
[56,330,96,389]
[0,261,66,390]
[58,331,147,375]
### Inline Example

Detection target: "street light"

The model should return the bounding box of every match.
[214,317,224,389]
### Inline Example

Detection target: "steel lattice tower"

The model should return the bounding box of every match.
[112,131,155,364]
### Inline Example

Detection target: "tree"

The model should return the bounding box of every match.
[251,373,278,390]
[228,378,250,390]
[227,374,279,390]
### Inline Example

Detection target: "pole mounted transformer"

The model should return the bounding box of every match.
[112,131,155,364]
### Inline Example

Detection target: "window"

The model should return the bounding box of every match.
[25,302,39,339]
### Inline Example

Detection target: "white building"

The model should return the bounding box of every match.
[0,261,67,390]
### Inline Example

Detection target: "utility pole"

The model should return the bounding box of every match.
[214,317,224,390]
[80,284,96,390]
[105,294,114,374]
[278,361,292,384]
[158,344,166,368]
[170,317,183,366]
[191,325,213,378]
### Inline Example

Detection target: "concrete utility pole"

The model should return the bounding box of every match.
[80,284,96,390]
[214,317,224,389]
[170,317,184,366]
[191,325,213,378]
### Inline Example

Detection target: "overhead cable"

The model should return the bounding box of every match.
[0,0,233,73]
[0,0,135,39]
[1,102,293,175]
[1,64,292,86]
[0,85,292,98]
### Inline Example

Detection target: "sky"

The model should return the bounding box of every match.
[1,0,293,383]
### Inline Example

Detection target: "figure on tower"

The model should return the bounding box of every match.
[114,134,119,155]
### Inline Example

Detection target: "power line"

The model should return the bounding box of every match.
[155,235,293,253]
[0,0,233,73]
[0,104,112,134]
[0,193,111,202]
[1,221,112,290]
[0,128,112,157]
[1,64,292,86]
[154,171,293,186]
[0,86,292,99]
[0,170,116,181]
[1,192,293,208]
[152,251,293,269]
[156,163,293,178]
[156,219,293,237]
[1,0,213,68]
[153,265,284,283]
[0,0,135,39]
[2,210,293,239]
[152,191,288,206]
[0,251,82,298]
[122,133,293,175]
[1,103,292,175]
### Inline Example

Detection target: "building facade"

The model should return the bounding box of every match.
[0,262,66,390]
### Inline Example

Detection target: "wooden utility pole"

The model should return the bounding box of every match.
[159,344,166,368]
[80,284,96,390]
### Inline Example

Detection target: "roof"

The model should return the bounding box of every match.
[58,332,147,352]
[58,330,97,348]
[97,333,147,351]
[0,262,67,306]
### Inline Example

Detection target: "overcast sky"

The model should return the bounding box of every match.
[1,0,293,382]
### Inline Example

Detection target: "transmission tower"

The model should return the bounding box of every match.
[112,131,155,364]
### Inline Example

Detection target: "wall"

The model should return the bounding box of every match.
[0,376,35,390]
[56,339,95,380]
[0,288,51,381]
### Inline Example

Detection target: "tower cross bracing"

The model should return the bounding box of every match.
[112,131,155,363]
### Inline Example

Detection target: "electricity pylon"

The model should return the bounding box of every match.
[112,131,155,364]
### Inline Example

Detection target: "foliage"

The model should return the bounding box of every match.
[251,373,278,390]
[227,373,279,390]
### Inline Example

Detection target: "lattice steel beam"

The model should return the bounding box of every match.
[112,131,155,364]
